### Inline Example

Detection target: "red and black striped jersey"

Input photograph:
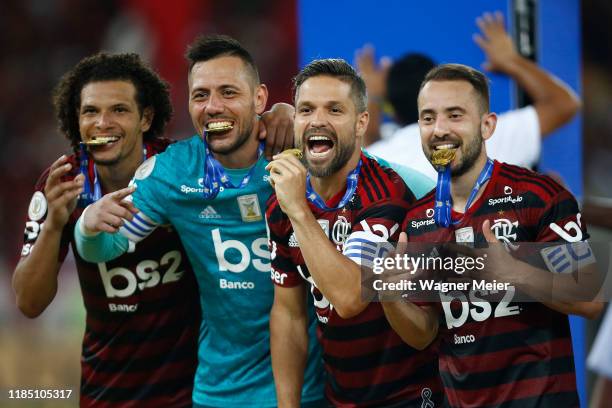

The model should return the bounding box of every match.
[267,154,442,407]
[403,161,584,408]
[20,138,199,408]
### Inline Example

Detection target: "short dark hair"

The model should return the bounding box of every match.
[293,58,367,112]
[419,63,490,113]
[387,53,436,125]
[185,34,260,84]
[53,52,172,150]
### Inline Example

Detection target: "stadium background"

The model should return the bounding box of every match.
[0,0,610,406]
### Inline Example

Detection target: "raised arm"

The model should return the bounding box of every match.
[13,156,83,317]
[355,45,391,147]
[474,11,581,135]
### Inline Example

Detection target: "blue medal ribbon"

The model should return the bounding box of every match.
[305,159,362,211]
[434,158,494,227]
[201,135,264,200]
[78,142,147,207]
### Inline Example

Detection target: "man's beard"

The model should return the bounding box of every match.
[90,150,122,167]
[451,130,483,177]
[305,133,356,178]
[207,120,253,156]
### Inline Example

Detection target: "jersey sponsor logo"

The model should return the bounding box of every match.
[488,195,523,206]
[270,268,287,285]
[440,286,521,329]
[98,250,184,298]
[21,243,34,256]
[411,218,435,230]
[109,303,138,312]
[550,213,583,242]
[504,185,513,195]
[181,184,206,194]
[426,208,435,218]
[24,220,43,242]
[28,191,47,221]
[454,333,476,344]
[199,205,221,219]
[212,228,269,273]
[237,194,262,222]
[541,241,595,274]
[219,278,255,289]
[332,216,351,245]
[135,156,156,180]
[491,218,519,250]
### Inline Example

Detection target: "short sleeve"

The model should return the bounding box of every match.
[486,106,540,169]
[130,154,171,226]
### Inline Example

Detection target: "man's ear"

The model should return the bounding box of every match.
[141,107,154,133]
[254,84,269,115]
[355,111,370,141]
[481,112,497,141]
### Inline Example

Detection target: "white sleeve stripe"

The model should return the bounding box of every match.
[119,211,158,243]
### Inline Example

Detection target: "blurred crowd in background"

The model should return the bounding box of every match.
[1,0,611,405]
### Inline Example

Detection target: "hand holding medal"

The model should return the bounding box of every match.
[266,148,303,188]
[265,148,308,217]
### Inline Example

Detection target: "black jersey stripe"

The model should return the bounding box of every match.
[322,315,390,341]
[361,161,383,201]
[81,375,193,404]
[329,372,443,408]
[499,165,564,195]
[481,390,579,408]
[498,170,558,197]
[440,356,575,390]
[368,160,392,198]
[439,326,569,357]
[323,343,426,372]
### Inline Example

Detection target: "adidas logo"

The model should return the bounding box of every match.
[199,205,221,219]
[288,232,299,247]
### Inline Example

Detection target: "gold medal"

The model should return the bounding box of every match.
[84,136,119,146]
[278,148,303,160]
[206,121,234,133]
[431,149,457,167]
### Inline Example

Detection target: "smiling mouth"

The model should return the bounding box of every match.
[85,136,120,146]
[307,135,335,157]
[206,120,234,134]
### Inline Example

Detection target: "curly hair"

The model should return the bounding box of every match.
[52,52,173,150]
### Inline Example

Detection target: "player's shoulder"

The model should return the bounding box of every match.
[360,154,415,203]
[146,136,175,154]
[156,135,199,161]
[495,161,570,201]
[138,136,199,180]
